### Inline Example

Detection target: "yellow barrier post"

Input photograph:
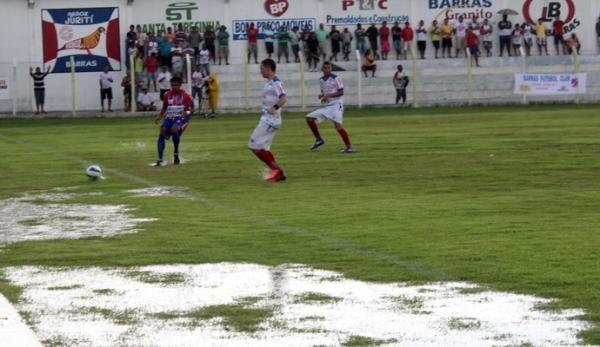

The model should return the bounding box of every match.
[409,44,418,108]
[244,50,249,111]
[466,48,473,106]
[299,51,306,112]
[573,49,580,105]
[70,56,76,116]
[130,54,136,113]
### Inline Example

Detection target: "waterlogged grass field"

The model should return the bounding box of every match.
[0,105,599,344]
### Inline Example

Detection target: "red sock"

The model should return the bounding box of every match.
[254,150,277,169]
[306,118,321,139]
[337,128,351,147]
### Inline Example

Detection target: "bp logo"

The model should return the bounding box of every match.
[166,2,198,21]
[264,0,289,17]
[523,0,580,34]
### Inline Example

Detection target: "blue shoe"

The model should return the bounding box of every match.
[340,146,355,154]
[311,138,325,151]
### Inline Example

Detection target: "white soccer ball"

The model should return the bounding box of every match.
[85,165,103,179]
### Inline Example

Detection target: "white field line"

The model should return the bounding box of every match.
[0,294,43,347]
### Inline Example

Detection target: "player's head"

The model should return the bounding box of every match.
[321,61,332,75]
[260,59,276,78]
[397,64,403,72]
[170,76,182,91]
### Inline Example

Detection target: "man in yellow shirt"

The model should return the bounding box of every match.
[535,19,549,56]
[430,20,441,59]
[441,18,454,58]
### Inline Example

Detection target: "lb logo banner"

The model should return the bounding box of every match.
[42,8,121,73]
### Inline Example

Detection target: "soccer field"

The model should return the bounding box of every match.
[1,105,599,346]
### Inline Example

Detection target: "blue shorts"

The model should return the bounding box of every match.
[161,116,191,131]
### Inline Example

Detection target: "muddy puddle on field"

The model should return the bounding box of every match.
[0,189,155,244]
[4,263,589,347]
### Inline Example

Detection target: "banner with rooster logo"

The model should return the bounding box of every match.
[42,7,121,73]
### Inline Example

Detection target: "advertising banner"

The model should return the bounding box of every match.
[231,0,317,40]
[324,0,411,26]
[130,1,224,35]
[0,77,9,100]
[514,73,587,95]
[42,7,121,73]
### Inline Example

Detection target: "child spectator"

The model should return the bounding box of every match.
[467,27,480,67]
[29,66,50,114]
[393,65,409,104]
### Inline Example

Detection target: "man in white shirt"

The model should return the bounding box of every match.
[137,87,156,111]
[99,65,114,112]
[157,65,173,100]
[454,16,467,58]
[481,18,493,57]
[171,41,184,78]
[305,62,353,153]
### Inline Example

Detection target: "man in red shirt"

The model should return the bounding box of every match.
[379,21,390,60]
[401,22,414,60]
[247,22,259,64]
[153,76,194,166]
[466,27,480,67]
[552,17,565,55]
[144,52,159,92]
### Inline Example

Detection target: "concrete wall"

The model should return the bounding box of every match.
[1,0,599,113]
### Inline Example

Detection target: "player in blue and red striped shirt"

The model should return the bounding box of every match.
[153,76,194,166]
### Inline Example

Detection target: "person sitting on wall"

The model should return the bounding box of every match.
[362,49,377,78]
[137,86,156,112]
[565,33,581,55]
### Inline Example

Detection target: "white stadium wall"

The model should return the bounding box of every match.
[0,0,599,113]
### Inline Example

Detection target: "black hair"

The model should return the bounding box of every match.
[322,61,332,67]
[170,76,182,84]
[397,65,403,71]
[261,58,277,72]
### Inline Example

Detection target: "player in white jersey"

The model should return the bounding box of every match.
[248,59,288,182]
[305,62,353,153]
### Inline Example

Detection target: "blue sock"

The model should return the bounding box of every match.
[172,132,180,154]
[157,134,166,160]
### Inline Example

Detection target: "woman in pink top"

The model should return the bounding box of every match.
[380,21,391,60]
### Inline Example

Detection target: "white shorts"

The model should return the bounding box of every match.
[306,103,344,124]
[248,119,279,151]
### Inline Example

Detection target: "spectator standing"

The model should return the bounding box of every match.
[134,52,144,86]
[454,16,467,58]
[198,44,211,75]
[171,41,184,78]
[392,21,404,60]
[191,65,207,107]
[126,42,137,70]
[366,23,380,59]
[441,18,454,58]
[393,64,409,105]
[126,25,137,47]
[566,33,581,54]
[121,70,132,112]
[597,16,600,51]
[157,66,172,100]
[289,26,302,63]
[99,65,114,112]
[481,19,493,57]
[204,26,217,63]
[264,23,275,59]
[512,23,523,56]
[166,27,175,43]
[301,26,312,59]
[277,26,290,63]
[535,19,549,56]
[467,27,480,67]
[306,32,320,72]
[146,33,159,57]
[498,15,513,56]
[552,17,565,55]
[217,25,230,65]
[355,23,367,54]
[342,28,353,61]
[430,20,441,58]
[137,87,156,111]
[329,25,341,61]
[188,26,202,55]
[523,22,534,56]
[247,23,259,64]
[315,23,328,61]
[379,21,391,60]
[175,24,187,46]
[207,73,220,116]
[159,37,173,68]
[135,25,146,49]
[402,22,414,60]
[362,49,376,77]
[416,20,427,59]
[29,66,50,114]
[144,52,159,91]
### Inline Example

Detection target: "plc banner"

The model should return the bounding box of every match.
[42,7,121,73]
[514,73,587,95]
[0,77,9,100]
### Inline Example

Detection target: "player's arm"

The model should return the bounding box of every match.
[184,94,194,115]
[266,95,287,115]
[155,94,168,124]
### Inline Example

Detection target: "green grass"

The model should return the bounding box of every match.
[1,104,600,344]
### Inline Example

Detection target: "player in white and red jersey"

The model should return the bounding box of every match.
[305,62,353,153]
[153,76,194,166]
[248,59,288,182]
